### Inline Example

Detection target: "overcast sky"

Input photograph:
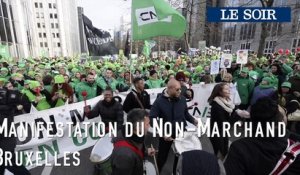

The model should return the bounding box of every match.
[78,0,131,31]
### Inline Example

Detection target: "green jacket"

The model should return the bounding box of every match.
[96,77,118,91]
[23,89,51,111]
[145,78,163,89]
[75,82,100,101]
[54,89,67,107]
[281,63,293,75]
[44,85,52,93]
[236,76,255,105]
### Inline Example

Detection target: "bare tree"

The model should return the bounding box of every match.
[257,0,274,57]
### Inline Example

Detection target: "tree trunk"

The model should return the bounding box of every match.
[257,22,268,57]
[257,0,274,57]
[188,0,194,45]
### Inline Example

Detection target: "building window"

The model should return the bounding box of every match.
[56,33,59,38]
[40,42,43,47]
[223,24,236,42]
[51,23,54,28]
[44,42,48,47]
[57,42,61,47]
[42,23,45,28]
[55,23,59,28]
[40,12,44,18]
[50,13,53,19]
[239,23,256,40]
[291,38,300,53]
[36,12,39,18]
[37,23,41,28]
[35,2,38,8]
[43,33,46,38]
[224,45,232,52]
[267,23,282,37]
[54,14,57,19]
[39,3,43,8]
[39,33,42,38]
[53,3,57,9]
[49,3,52,8]
[240,43,251,50]
[52,33,56,38]
[264,40,276,54]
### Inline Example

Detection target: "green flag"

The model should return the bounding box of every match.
[142,40,156,57]
[132,0,186,40]
[0,44,10,59]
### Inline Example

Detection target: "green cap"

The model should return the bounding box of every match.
[249,71,259,80]
[184,71,191,77]
[0,78,7,82]
[0,68,8,72]
[241,68,249,74]
[29,81,41,89]
[24,80,31,85]
[262,77,272,84]
[281,82,291,88]
[28,71,35,77]
[54,75,65,84]
[71,68,79,73]
[11,73,24,79]
[18,63,26,68]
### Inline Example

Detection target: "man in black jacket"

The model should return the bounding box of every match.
[0,86,31,175]
[86,86,124,129]
[111,109,155,175]
[150,79,198,174]
[224,97,300,175]
[123,77,151,113]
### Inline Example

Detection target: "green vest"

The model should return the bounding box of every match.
[24,90,51,111]
[55,90,66,107]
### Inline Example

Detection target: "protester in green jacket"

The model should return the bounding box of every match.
[116,71,132,92]
[236,68,255,109]
[96,68,118,91]
[24,81,52,111]
[145,70,164,89]
[0,67,9,79]
[76,73,102,101]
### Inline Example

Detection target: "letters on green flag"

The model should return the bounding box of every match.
[0,44,10,59]
[132,0,186,40]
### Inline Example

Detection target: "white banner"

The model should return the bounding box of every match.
[11,83,240,169]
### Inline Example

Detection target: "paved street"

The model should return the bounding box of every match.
[28,133,216,175]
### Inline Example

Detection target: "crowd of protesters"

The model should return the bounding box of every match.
[0,49,300,174]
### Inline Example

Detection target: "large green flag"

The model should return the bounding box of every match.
[132,0,186,40]
[0,44,10,59]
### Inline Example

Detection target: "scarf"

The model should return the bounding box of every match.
[213,96,235,114]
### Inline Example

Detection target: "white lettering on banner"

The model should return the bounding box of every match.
[11,83,239,169]
[87,37,113,45]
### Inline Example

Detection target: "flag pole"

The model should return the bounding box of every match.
[184,32,190,53]
[130,2,134,85]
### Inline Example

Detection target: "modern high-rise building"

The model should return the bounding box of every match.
[0,0,81,59]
